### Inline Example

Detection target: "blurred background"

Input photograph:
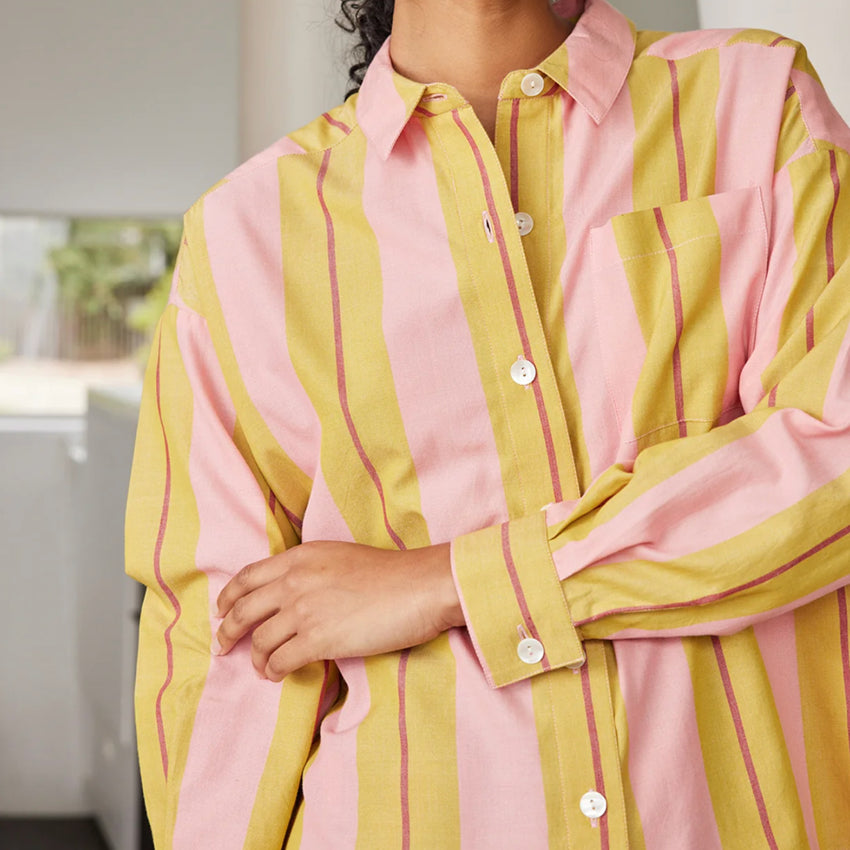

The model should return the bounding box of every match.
[0,1,846,848]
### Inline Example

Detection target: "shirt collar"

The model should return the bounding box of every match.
[356,0,636,161]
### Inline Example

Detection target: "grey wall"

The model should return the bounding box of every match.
[609,0,700,31]
[0,0,240,218]
[0,420,88,814]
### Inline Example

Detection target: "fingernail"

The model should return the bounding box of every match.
[211,636,222,656]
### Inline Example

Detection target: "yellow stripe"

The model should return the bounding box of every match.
[405,636,461,847]
[127,309,207,848]
[429,108,579,513]
[571,467,850,636]
[356,655,404,848]
[183,205,313,524]
[281,137,430,549]
[795,590,850,848]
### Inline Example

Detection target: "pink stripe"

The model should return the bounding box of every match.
[398,650,411,850]
[299,657,367,849]
[753,615,819,849]
[510,99,520,211]
[575,523,850,626]
[322,112,352,134]
[580,663,608,849]
[152,332,179,779]
[668,60,688,202]
[451,109,563,501]
[785,85,797,102]
[770,36,790,47]
[202,138,321,481]
[563,80,639,477]
[615,640,722,849]
[317,148,406,550]
[840,590,850,758]
[448,631,548,847]
[768,385,778,407]
[501,523,551,671]
[362,117,508,542]
[172,312,295,847]
[827,149,840,282]
[654,208,687,437]
[711,637,779,850]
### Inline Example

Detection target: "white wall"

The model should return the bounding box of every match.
[0,420,88,814]
[240,0,349,160]
[697,1,850,121]
[0,0,240,218]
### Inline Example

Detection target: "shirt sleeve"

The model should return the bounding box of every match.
[451,65,850,689]
[125,231,334,848]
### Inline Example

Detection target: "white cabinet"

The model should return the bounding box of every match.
[74,386,147,850]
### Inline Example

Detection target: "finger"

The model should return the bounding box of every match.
[264,635,315,683]
[250,613,297,675]
[217,556,285,617]
[215,586,282,655]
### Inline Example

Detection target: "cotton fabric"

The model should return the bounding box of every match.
[126,0,850,846]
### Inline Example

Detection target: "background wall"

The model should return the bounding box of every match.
[0,0,240,218]
[697,0,850,121]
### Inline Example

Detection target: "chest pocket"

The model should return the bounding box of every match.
[589,187,768,455]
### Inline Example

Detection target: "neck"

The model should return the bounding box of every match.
[389,0,573,139]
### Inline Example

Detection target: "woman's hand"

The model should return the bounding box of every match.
[213,541,463,681]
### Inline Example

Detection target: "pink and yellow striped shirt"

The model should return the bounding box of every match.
[126,0,850,846]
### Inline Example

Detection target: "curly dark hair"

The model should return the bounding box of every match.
[336,0,395,98]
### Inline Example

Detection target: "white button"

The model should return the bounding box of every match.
[521,72,545,97]
[515,212,534,236]
[579,791,607,819]
[510,356,536,386]
[518,637,545,664]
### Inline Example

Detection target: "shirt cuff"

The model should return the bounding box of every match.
[450,510,585,688]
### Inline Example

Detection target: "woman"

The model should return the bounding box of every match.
[127,0,850,847]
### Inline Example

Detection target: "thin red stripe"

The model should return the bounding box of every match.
[785,84,797,102]
[317,149,406,550]
[770,36,790,47]
[768,385,778,408]
[806,309,815,352]
[827,149,840,283]
[152,331,182,779]
[451,109,563,501]
[322,112,352,134]
[580,664,609,850]
[712,637,779,850]
[510,99,520,211]
[501,523,551,671]
[398,649,412,850]
[269,489,304,531]
[668,60,689,202]
[575,523,850,626]
[414,106,439,118]
[654,208,688,437]
[838,588,850,761]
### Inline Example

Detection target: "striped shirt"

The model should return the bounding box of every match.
[125,0,850,847]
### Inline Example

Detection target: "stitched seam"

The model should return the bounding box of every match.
[599,644,629,844]
[431,117,530,514]
[746,186,771,356]
[594,227,765,270]
[626,404,744,444]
